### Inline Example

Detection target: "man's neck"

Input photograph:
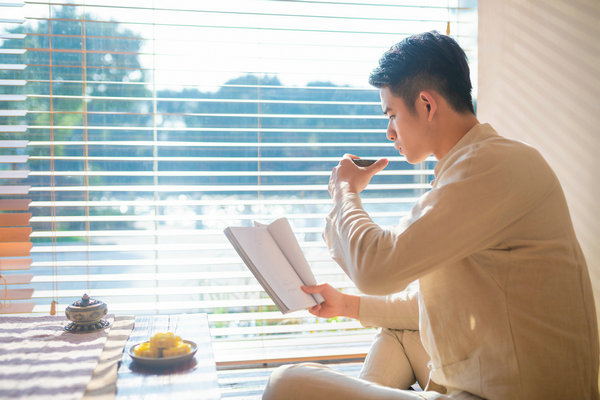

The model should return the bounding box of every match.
[432,112,479,160]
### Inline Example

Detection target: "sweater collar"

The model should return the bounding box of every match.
[433,123,497,178]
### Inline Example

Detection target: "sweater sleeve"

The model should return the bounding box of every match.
[323,144,558,296]
[358,281,419,330]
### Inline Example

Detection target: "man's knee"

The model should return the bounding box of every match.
[263,363,321,400]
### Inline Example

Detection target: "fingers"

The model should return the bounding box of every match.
[328,167,337,198]
[301,284,329,294]
[369,158,389,173]
[339,155,387,173]
[339,154,358,167]
[307,304,321,316]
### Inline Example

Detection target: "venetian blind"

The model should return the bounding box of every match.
[0,0,478,363]
[0,0,34,314]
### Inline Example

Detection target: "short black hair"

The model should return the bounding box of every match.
[369,31,474,114]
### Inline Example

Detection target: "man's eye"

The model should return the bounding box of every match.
[388,115,396,121]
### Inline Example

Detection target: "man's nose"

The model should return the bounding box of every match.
[386,123,396,141]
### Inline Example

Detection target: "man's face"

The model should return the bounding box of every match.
[380,87,432,164]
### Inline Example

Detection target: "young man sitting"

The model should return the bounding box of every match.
[262,31,599,400]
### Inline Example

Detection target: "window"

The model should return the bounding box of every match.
[0,0,477,363]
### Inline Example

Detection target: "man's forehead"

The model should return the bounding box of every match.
[379,87,391,112]
[379,88,406,113]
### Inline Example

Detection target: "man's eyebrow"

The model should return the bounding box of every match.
[382,107,390,115]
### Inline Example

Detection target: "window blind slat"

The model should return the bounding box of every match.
[0,33,26,39]
[0,79,27,85]
[0,155,28,162]
[28,268,349,282]
[0,94,27,100]
[0,170,29,178]
[2,288,33,301]
[0,140,28,147]
[0,303,35,313]
[29,170,432,177]
[0,258,32,270]
[28,95,381,105]
[0,226,32,241]
[31,282,355,299]
[0,185,30,195]
[0,63,26,70]
[0,199,31,210]
[29,197,420,207]
[0,125,26,132]
[27,156,418,162]
[2,273,33,285]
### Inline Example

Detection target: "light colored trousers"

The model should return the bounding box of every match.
[263,328,481,400]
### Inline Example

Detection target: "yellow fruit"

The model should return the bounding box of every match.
[134,342,159,358]
[162,341,191,357]
[135,332,191,358]
[150,332,179,349]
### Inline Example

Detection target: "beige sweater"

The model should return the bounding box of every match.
[324,123,599,400]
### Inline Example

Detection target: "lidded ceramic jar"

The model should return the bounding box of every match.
[64,293,110,333]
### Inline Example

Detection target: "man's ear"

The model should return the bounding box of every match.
[418,91,437,122]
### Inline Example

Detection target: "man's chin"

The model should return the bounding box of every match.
[404,153,418,164]
[405,153,429,165]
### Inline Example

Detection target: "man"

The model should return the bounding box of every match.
[262,31,599,399]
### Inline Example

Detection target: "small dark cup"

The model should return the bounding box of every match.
[352,159,377,167]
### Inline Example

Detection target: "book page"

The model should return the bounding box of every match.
[264,218,325,304]
[225,225,318,313]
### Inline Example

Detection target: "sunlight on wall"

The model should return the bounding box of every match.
[478,0,600,388]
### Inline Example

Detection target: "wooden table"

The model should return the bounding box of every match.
[115,313,221,399]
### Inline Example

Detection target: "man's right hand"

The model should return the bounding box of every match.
[328,154,388,203]
[302,283,360,320]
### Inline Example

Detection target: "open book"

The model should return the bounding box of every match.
[224,218,324,314]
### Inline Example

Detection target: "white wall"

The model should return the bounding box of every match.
[478,0,600,386]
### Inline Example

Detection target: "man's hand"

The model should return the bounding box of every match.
[302,283,360,319]
[328,154,388,203]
